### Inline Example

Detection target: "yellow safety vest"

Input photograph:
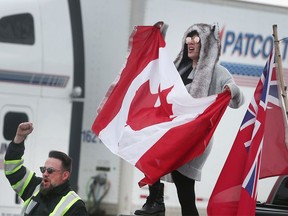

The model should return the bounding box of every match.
[22,186,81,216]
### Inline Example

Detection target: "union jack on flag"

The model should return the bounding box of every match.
[208,49,288,216]
[241,50,276,200]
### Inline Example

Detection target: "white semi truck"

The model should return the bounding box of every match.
[1,0,288,215]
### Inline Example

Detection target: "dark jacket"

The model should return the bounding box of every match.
[4,142,87,215]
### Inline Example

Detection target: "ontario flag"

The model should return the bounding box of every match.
[207,49,288,215]
[92,23,231,187]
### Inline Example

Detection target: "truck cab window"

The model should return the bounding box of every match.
[272,177,288,206]
[3,112,28,141]
[0,13,35,45]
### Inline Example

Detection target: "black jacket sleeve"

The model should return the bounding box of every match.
[4,141,42,201]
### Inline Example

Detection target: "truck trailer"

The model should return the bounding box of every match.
[1,0,288,215]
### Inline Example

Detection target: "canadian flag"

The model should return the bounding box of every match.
[92,24,231,186]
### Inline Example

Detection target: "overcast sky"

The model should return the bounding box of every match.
[238,0,288,7]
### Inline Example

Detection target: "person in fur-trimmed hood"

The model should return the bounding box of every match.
[134,23,244,216]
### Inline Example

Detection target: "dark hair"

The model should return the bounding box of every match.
[49,150,72,173]
[187,30,198,38]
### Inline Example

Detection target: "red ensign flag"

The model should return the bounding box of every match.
[207,50,288,215]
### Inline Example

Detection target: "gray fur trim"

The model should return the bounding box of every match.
[174,23,221,98]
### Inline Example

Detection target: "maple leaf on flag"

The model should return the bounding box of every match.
[127,81,175,130]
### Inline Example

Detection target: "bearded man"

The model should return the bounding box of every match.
[4,122,87,215]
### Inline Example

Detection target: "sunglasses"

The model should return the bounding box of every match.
[40,166,62,174]
[185,36,200,44]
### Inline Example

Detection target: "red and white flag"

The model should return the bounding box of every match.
[207,49,288,215]
[92,24,231,187]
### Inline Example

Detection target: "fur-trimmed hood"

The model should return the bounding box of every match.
[174,23,221,97]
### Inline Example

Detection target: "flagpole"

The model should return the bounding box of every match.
[273,24,288,115]
[273,24,288,146]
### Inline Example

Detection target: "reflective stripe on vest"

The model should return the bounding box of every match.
[49,191,81,216]
[4,157,24,175]
[5,156,35,197]
[22,188,80,216]
[21,185,40,216]
[12,170,34,196]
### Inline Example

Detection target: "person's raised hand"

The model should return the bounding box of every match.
[224,85,231,94]
[14,122,34,144]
